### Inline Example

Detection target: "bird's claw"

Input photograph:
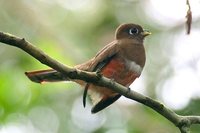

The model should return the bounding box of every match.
[110,78,116,86]
[125,87,131,95]
[96,69,102,78]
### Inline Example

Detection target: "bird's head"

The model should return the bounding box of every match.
[115,23,151,41]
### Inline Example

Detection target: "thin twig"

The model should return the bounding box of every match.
[0,32,200,133]
[186,0,192,34]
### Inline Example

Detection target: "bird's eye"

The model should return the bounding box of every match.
[129,28,139,35]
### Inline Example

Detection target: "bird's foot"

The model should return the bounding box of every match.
[96,69,102,79]
[110,78,116,86]
[125,87,131,96]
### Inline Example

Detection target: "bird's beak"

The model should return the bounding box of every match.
[141,30,151,37]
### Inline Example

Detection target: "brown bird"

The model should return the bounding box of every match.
[25,23,151,113]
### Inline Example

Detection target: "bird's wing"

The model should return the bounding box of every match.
[81,40,121,112]
[90,40,119,71]
[83,50,117,107]
[75,40,119,71]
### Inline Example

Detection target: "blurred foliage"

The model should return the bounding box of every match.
[0,0,200,133]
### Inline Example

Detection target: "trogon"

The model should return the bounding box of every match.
[25,23,151,113]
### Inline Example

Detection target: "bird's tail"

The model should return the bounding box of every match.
[25,69,67,83]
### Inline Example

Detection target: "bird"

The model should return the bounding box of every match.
[25,23,151,113]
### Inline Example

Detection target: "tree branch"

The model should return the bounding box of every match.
[0,32,200,132]
[186,0,192,34]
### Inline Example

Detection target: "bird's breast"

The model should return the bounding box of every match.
[101,57,141,87]
[125,59,143,75]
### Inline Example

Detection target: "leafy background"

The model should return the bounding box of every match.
[0,0,200,133]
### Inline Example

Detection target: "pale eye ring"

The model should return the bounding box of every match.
[129,28,139,35]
